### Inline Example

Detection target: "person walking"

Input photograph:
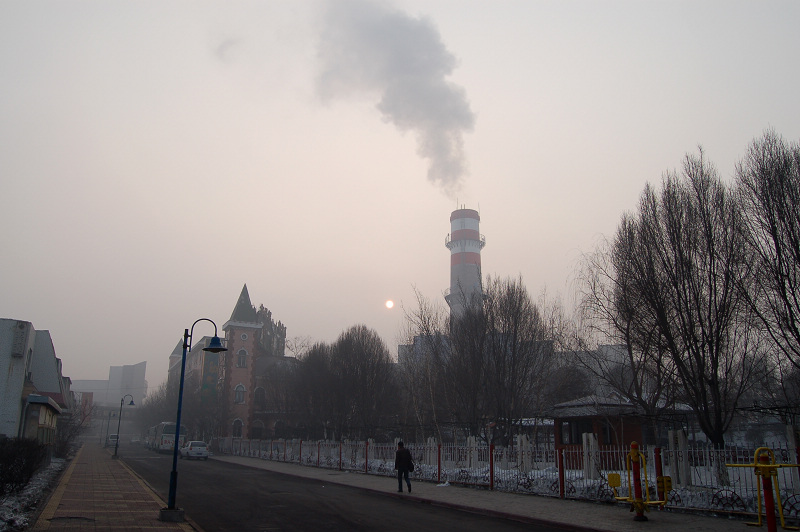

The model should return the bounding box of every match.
[394,441,414,493]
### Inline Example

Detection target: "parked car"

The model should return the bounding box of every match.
[106,434,119,448]
[179,441,209,460]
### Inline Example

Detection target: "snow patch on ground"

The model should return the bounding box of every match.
[0,458,65,532]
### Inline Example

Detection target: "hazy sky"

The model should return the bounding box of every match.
[2,1,799,389]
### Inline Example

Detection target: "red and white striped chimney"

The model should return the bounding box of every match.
[445,207,485,315]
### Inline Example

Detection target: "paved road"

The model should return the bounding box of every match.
[120,443,567,532]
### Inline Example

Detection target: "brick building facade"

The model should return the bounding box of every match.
[172,284,291,439]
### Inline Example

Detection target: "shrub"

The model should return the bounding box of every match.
[0,438,48,497]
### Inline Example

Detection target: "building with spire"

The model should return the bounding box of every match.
[221,284,289,439]
[171,284,289,440]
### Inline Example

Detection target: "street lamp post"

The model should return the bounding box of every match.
[104,410,113,446]
[114,394,135,458]
[159,318,226,522]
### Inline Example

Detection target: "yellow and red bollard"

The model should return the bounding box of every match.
[630,442,648,521]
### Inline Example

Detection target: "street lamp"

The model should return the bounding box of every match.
[104,410,114,446]
[160,318,226,522]
[114,394,135,458]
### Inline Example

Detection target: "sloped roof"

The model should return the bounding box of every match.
[38,391,66,408]
[170,339,183,357]
[549,394,639,419]
[168,339,184,373]
[27,393,62,414]
[229,284,258,323]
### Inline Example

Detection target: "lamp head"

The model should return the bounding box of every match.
[204,335,227,353]
[128,399,135,406]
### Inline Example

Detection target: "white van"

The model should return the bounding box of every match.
[106,434,119,447]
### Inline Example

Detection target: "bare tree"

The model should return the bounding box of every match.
[291,342,335,439]
[535,292,594,412]
[577,240,680,437]
[329,325,398,440]
[482,276,555,445]
[178,372,226,441]
[736,131,800,371]
[401,278,568,444]
[54,400,94,457]
[398,288,451,442]
[285,336,313,359]
[611,150,763,448]
[446,291,492,441]
[135,381,178,435]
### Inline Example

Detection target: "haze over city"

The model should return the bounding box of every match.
[2,0,799,388]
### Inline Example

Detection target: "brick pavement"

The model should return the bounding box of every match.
[32,443,195,532]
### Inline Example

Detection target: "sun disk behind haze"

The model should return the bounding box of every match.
[385,300,394,309]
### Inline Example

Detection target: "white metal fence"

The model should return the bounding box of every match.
[210,437,800,517]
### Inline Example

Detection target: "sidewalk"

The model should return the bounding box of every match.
[31,443,195,531]
[211,453,749,532]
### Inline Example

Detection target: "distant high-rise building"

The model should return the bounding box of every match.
[445,207,485,316]
[72,361,147,407]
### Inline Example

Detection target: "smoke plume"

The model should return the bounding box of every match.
[316,0,475,195]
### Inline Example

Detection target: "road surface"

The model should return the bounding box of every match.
[120,443,566,532]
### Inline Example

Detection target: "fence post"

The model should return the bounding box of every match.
[339,442,342,471]
[299,440,303,464]
[654,447,664,504]
[790,425,800,488]
[668,429,691,487]
[582,433,599,480]
[283,440,287,462]
[437,443,442,484]
[558,449,565,499]
[365,440,369,474]
[317,441,321,468]
[490,443,495,490]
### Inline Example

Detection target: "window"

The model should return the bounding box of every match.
[232,419,243,438]
[234,384,246,404]
[241,333,248,340]
[560,419,594,445]
[255,387,266,411]
[236,349,247,368]
[251,421,265,440]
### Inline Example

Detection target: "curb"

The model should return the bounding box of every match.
[29,445,83,530]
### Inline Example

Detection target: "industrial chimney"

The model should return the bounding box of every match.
[445,207,485,316]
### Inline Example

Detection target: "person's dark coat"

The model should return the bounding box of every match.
[395,447,413,471]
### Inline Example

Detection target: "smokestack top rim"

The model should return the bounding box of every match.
[450,208,480,222]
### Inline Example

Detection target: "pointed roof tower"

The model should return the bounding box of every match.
[167,338,184,377]
[230,284,258,323]
[223,284,262,330]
